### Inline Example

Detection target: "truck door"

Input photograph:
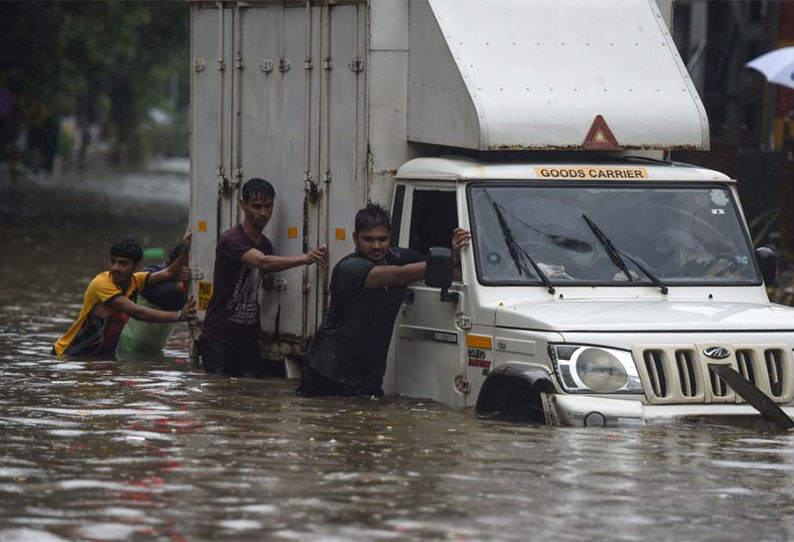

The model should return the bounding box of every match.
[393,187,468,408]
[189,3,234,321]
[224,2,367,363]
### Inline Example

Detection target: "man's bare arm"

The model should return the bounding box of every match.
[149,230,192,286]
[364,262,426,289]
[451,227,471,282]
[110,295,197,323]
[240,245,328,273]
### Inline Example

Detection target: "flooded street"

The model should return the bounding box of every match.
[3,169,794,541]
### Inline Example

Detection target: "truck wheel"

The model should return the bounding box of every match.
[476,373,547,424]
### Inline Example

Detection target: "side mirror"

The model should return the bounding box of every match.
[755,247,777,286]
[425,246,458,303]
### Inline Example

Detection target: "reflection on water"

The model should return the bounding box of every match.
[3,169,794,541]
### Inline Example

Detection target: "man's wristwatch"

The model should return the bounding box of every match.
[176,310,182,322]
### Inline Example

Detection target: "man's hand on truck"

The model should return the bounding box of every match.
[306,245,329,268]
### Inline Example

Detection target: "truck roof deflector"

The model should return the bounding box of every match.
[411,0,709,150]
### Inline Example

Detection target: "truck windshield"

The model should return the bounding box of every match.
[468,183,760,286]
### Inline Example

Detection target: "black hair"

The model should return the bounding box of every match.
[241,177,276,202]
[354,203,391,234]
[166,242,184,265]
[110,238,143,263]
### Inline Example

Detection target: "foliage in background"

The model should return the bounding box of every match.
[0,1,190,169]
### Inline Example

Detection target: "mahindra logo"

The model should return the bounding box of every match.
[703,346,730,360]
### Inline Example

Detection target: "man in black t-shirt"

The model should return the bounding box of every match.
[298,203,470,396]
[199,178,328,377]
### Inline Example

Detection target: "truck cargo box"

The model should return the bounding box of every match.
[408,0,708,150]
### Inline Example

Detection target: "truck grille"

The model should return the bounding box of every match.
[635,345,794,404]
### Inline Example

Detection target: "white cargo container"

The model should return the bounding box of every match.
[189,0,794,427]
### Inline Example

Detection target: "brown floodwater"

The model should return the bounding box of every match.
[3,167,794,541]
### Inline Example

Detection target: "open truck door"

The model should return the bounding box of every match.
[391,185,471,407]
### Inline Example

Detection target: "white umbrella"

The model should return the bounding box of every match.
[746,47,794,90]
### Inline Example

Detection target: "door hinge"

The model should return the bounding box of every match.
[456,314,472,330]
[304,172,319,203]
[348,57,364,72]
[454,375,471,394]
[260,59,274,73]
[262,275,288,292]
[217,168,240,197]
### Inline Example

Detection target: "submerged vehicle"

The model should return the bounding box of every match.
[188,0,794,426]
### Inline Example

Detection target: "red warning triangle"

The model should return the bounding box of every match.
[583,115,619,150]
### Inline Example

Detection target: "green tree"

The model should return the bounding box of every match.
[0,1,189,169]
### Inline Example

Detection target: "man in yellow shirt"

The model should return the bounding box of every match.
[53,233,197,357]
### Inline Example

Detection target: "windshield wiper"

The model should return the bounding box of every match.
[582,214,669,295]
[581,215,633,282]
[484,191,555,294]
[493,206,592,253]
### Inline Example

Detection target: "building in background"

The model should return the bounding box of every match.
[672,0,793,251]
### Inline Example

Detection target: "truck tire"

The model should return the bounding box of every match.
[475,366,553,424]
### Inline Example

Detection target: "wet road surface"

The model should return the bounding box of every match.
[3,167,794,541]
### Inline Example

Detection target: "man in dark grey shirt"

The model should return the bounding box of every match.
[200,178,327,377]
[298,203,469,396]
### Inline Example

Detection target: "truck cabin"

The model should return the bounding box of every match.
[394,157,767,300]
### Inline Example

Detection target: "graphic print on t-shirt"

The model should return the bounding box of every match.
[226,264,260,325]
[56,272,146,357]
[66,298,134,356]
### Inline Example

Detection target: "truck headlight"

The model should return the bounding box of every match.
[550,344,643,394]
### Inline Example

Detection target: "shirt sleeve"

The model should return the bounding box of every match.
[134,271,150,294]
[88,274,123,305]
[334,256,375,294]
[218,227,255,262]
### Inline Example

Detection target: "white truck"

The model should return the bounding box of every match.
[188,0,794,427]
